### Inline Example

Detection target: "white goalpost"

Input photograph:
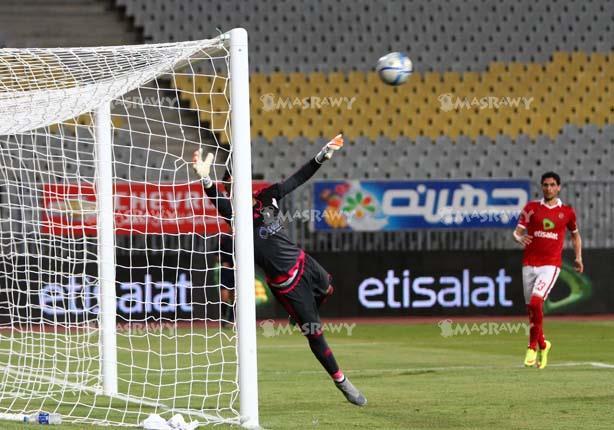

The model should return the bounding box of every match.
[0,28,258,428]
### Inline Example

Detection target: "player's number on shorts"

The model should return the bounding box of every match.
[535,279,547,292]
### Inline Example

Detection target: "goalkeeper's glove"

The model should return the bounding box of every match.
[315,134,344,164]
[192,149,214,188]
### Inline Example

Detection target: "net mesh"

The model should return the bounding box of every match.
[0,36,240,426]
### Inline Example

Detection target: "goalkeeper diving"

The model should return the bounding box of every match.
[193,135,366,406]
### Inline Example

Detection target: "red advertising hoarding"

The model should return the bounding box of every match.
[41,181,269,236]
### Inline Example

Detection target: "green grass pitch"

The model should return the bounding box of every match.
[2,319,613,429]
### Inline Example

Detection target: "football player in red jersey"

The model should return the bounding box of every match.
[512,172,583,369]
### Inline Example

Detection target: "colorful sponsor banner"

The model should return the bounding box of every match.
[41,181,269,236]
[312,179,530,231]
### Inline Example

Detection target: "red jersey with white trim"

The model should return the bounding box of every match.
[517,199,578,267]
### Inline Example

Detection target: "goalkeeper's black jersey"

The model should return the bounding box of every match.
[204,158,322,284]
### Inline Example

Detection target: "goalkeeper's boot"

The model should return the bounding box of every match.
[537,340,552,369]
[335,377,367,406]
[524,347,537,367]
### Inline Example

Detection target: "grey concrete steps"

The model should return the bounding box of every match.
[0,0,102,4]
[0,5,109,15]
[0,0,142,48]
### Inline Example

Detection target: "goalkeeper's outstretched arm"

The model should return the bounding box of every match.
[275,134,344,199]
[192,149,233,221]
[193,134,343,212]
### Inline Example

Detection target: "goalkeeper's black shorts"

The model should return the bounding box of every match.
[270,253,333,335]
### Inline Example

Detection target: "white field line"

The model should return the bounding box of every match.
[258,342,385,349]
[93,361,614,380]
[0,365,232,425]
[109,361,614,377]
[261,361,614,376]
[5,361,608,380]
[588,361,614,368]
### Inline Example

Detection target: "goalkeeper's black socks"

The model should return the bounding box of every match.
[307,331,342,378]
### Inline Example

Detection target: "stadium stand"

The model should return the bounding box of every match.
[117,0,613,73]
[111,0,612,182]
[216,52,612,141]
[0,0,141,48]
[254,125,613,181]
[3,0,608,182]
[0,0,611,248]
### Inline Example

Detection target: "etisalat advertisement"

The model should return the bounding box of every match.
[29,250,275,322]
[311,250,606,317]
[28,249,604,321]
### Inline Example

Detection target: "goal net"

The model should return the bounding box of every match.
[0,29,258,427]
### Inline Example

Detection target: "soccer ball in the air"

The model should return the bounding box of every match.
[376,52,413,86]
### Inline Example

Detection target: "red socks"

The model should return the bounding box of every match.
[527,296,546,350]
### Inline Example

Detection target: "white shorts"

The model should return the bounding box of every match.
[522,265,561,304]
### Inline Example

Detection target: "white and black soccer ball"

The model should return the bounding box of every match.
[376,52,413,86]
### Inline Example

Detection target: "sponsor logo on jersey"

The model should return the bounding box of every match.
[543,218,555,230]
[534,230,559,240]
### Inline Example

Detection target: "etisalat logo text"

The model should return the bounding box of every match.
[358,268,513,309]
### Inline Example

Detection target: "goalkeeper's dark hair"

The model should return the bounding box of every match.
[541,171,561,185]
